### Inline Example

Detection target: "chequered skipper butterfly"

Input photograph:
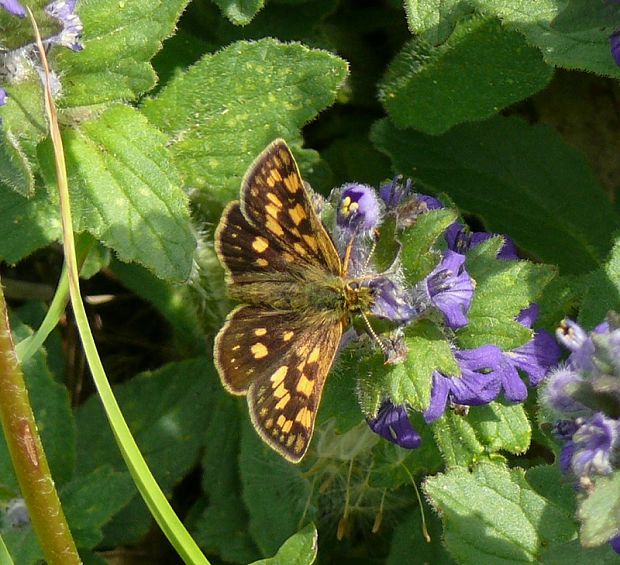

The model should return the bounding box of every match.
[214,139,374,462]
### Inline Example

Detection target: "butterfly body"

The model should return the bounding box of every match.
[214,139,374,462]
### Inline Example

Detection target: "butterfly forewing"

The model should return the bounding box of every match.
[239,139,341,276]
[216,202,304,284]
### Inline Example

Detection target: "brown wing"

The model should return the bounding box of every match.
[214,304,342,462]
[215,139,341,284]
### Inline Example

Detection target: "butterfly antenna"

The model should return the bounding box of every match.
[361,311,386,354]
[362,231,379,271]
[342,225,360,277]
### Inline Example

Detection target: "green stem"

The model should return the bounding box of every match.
[29,11,209,565]
[0,279,80,564]
[16,237,92,364]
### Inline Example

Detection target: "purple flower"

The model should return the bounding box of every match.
[0,0,25,16]
[368,276,416,324]
[610,534,620,555]
[569,413,619,477]
[420,250,474,329]
[541,368,590,416]
[499,305,562,396]
[337,183,381,235]
[0,87,6,107]
[368,401,421,449]
[557,319,610,373]
[45,0,84,51]
[611,31,620,67]
[379,176,413,209]
[424,345,505,422]
[445,223,518,260]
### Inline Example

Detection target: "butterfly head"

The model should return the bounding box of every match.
[343,279,374,314]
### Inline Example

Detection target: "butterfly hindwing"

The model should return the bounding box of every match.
[246,311,343,462]
[214,304,343,461]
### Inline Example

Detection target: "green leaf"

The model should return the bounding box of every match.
[578,471,620,547]
[142,38,348,211]
[380,320,460,410]
[213,0,265,26]
[580,239,620,328]
[467,402,531,455]
[540,538,620,564]
[55,0,190,106]
[319,353,365,433]
[61,467,135,549]
[250,523,317,565]
[400,208,457,284]
[239,417,314,557]
[192,395,261,563]
[0,81,47,173]
[40,105,196,282]
[379,17,553,134]
[1,526,41,565]
[74,358,218,544]
[488,0,620,78]
[431,411,485,468]
[424,463,576,564]
[0,129,35,197]
[372,116,620,274]
[403,0,473,44]
[75,357,217,480]
[458,239,556,350]
[525,465,576,515]
[0,184,60,264]
[405,0,620,77]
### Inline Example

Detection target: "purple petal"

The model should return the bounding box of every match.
[0,0,26,16]
[445,223,518,260]
[610,534,620,554]
[44,0,84,51]
[449,367,503,405]
[417,194,443,211]
[556,319,589,352]
[0,87,7,106]
[337,183,381,234]
[496,360,528,402]
[368,276,416,324]
[571,413,619,477]
[559,441,574,474]
[423,372,451,423]
[368,402,421,449]
[612,31,620,67]
[516,304,539,329]
[506,329,561,387]
[425,250,474,329]
[379,176,412,208]
[424,345,506,423]
[452,345,505,404]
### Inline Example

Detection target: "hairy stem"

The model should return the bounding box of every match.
[0,279,80,564]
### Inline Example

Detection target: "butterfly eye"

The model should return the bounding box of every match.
[348,281,359,290]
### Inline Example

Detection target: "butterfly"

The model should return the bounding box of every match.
[214,139,374,462]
